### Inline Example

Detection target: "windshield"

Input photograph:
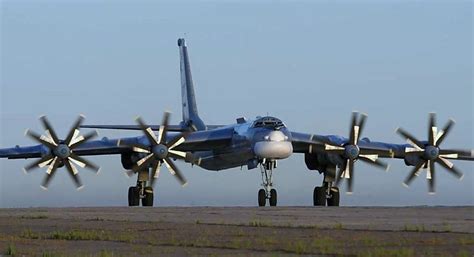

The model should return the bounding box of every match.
[252,116,285,129]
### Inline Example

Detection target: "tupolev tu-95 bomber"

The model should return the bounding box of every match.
[1,38,473,207]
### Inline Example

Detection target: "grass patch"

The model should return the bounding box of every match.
[5,243,16,256]
[20,214,48,220]
[358,247,415,257]
[333,223,344,230]
[402,224,426,232]
[459,236,474,245]
[97,250,116,257]
[86,217,105,221]
[20,228,135,243]
[41,252,59,257]
[248,219,272,227]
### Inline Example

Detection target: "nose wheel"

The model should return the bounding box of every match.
[258,160,278,207]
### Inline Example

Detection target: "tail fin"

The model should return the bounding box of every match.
[178,38,206,131]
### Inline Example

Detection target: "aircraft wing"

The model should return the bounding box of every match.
[0,127,234,160]
[291,131,474,161]
[80,124,225,132]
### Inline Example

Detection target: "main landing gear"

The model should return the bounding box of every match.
[313,182,340,206]
[258,160,278,207]
[128,169,154,207]
[313,167,340,207]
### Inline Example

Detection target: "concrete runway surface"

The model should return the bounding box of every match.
[0,206,472,256]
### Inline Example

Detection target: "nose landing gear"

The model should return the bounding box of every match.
[258,160,278,207]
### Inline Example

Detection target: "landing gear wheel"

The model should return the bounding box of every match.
[142,186,154,207]
[269,189,277,206]
[128,186,140,206]
[313,186,326,206]
[327,187,340,207]
[258,189,266,207]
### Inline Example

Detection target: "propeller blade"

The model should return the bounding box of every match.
[427,160,435,194]
[349,112,358,145]
[359,156,390,171]
[24,154,54,172]
[125,144,151,154]
[41,157,61,189]
[64,160,83,189]
[150,161,161,188]
[436,157,463,180]
[117,141,151,154]
[167,133,188,150]
[402,161,425,187]
[136,117,159,145]
[335,161,347,186]
[25,129,57,149]
[359,148,394,157]
[133,153,155,171]
[357,113,367,142]
[39,116,60,145]
[65,115,85,146]
[158,112,171,145]
[346,159,355,194]
[435,119,455,147]
[168,150,187,160]
[396,128,425,149]
[69,153,100,173]
[164,157,187,186]
[324,144,345,154]
[428,113,437,146]
[69,130,98,148]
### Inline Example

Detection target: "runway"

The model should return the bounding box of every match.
[0,206,472,256]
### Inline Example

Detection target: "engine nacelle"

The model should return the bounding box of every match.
[121,153,136,170]
[304,153,324,171]
[404,154,422,167]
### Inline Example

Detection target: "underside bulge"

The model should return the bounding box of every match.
[305,153,331,173]
[121,153,140,170]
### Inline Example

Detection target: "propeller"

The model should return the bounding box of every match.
[24,115,100,190]
[323,112,393,194]
[119,112,188,187]
[397,113,466,194]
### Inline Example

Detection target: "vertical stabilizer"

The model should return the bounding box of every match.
[178,38,206,131]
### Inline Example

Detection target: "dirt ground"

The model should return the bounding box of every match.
[0,206,472,256]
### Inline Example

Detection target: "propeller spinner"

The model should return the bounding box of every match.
[24,115,100,189]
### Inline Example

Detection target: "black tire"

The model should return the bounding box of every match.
[128,186,139,206]
[327,187,340,207]
[313,186,326,206]
[269,189,277,206]
[258,189,266,207]
[142,187,154,207]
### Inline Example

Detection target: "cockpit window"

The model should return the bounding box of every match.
[252,117,285,129]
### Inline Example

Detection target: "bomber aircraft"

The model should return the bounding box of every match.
[1,38,473,207]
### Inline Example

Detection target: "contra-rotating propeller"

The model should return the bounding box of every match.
[397,113,466,194]
[24,115,100,189]
[323,112,394,193]
[119,112,188,187]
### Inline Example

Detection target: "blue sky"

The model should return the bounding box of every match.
[1,0,472,207]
